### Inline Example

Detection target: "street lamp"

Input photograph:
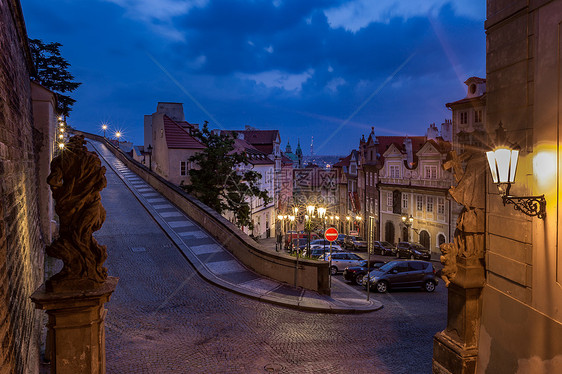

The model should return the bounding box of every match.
[102,123,108,138]
[486,126,546,219]
[288,215,295,252]
[318,207,327,254]
[401,214,414,241]
[115,131,121,148]
[346,216,351,234]
[306,206,315,257]
[356,216,362,236]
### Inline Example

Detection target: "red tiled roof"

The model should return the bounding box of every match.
[333,153,352,167]
[376,136,426,154]
[164,115,206,149]
[232,138,273,165]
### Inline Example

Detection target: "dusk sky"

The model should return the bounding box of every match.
[22,0,486,156]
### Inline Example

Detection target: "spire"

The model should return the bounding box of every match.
[285,140,292,153]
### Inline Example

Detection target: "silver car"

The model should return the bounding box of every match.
[322,252,364,275]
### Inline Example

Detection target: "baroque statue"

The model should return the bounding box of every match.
[440,150,487,286]
[46,134,108,290]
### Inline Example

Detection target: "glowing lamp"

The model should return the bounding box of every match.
[486,123,546,219]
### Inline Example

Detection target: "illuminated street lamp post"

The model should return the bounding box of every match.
[317,207,327,255]
[306,205,315,257]
[102,123,108,138]
[356,215,362,236]
[288,215,295,252]
[346,216,351,234]
[115,131,121,148]
[401,214,414,241]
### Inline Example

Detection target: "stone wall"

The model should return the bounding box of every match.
[0,1,45,373]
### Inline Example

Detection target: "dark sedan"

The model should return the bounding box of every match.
[343,235,368,251]
[373,241,396,256]
[395,242,431,260]
[343,260,385,285]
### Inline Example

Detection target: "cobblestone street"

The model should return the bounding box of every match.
[95,150,447,374]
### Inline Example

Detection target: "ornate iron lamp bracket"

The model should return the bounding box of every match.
[503,195,546,219]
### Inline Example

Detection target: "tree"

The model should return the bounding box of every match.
[28,38,81,117]
[182,122,271,230]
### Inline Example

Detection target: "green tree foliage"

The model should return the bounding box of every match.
[28,38,81,117]
[183,122,271,230]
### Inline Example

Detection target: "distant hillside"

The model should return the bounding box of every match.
[301,155,344,169]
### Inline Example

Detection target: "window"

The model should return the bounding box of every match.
[427,196,434,213]
[402,193,408,209]
[389,165,400,178]
[180,161,188,176]
[424,165,437,179]
[437,198,445,215]
[460,112,468,124]
[416,195,423,211]
[387,192,393,208]
[475,110,483,123]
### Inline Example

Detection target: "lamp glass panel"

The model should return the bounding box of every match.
[494,148,512,183]
[509,149,519,183]
[486,151,499,183]
[318,207,326,218]
[306,205,315,215]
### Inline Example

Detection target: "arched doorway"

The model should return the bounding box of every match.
[420,230,430,250]
[402,227,409,242]
[385,221,395,244]
[438,234,446,248]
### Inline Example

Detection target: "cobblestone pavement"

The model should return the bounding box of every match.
[91,144,447,374]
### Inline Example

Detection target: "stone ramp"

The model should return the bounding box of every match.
[89,139,381,313]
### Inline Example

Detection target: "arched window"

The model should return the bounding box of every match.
[385,221,395,244]
[420,230,430,250]
[438,234,446,248]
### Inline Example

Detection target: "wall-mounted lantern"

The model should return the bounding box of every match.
[486,123,546,219]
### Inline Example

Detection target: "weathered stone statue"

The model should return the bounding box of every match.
[439,150,487,286]
[46,134,108,290]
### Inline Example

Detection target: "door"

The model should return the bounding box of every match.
[420,230,430,249]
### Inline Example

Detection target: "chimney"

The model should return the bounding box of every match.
[403,138,413,166]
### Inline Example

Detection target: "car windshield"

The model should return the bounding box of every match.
[380,241,393,248]
[372,261,399,273]
[348,253,363,260]
[413,244,427,251]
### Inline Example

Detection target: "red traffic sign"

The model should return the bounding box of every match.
[324,227,339,242]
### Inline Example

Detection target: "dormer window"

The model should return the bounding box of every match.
[470,84,476,95]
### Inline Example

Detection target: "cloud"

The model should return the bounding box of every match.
[324,0,484,32]
[104,0,209,40]
[237,69,314,92]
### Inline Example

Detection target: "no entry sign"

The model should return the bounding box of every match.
[324,227,339,242]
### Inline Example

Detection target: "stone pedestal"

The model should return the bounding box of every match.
[432,258,484,374]
[31,277,118,374]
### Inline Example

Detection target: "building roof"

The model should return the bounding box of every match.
[164,115,206,149]
[376,136,426,154]
[232,138,274,165]
[222,129,280,155]
[445,94,486,108]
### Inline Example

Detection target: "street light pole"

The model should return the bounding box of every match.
[318,207,326,255]
[401,214,414,241]
[147,144,153,171]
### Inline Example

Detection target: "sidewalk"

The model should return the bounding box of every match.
[90,139,382,314]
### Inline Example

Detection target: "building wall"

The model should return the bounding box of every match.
[0,1,45,372]
[479,1,562,371]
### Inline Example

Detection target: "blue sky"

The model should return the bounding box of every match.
[22,0,486,155]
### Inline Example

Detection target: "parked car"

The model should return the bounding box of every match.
[321,252,365,275]
[373,241,397,256]
[343,260,386,285]
[395,242,431,260]
[335,234,347,246]
[343,235,368,251]
[305,247,328,259]
[299,239,343,251]
[285,232,319,249]
[363,260,438,292]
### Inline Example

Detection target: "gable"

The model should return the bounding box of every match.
[382,143,404,159]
